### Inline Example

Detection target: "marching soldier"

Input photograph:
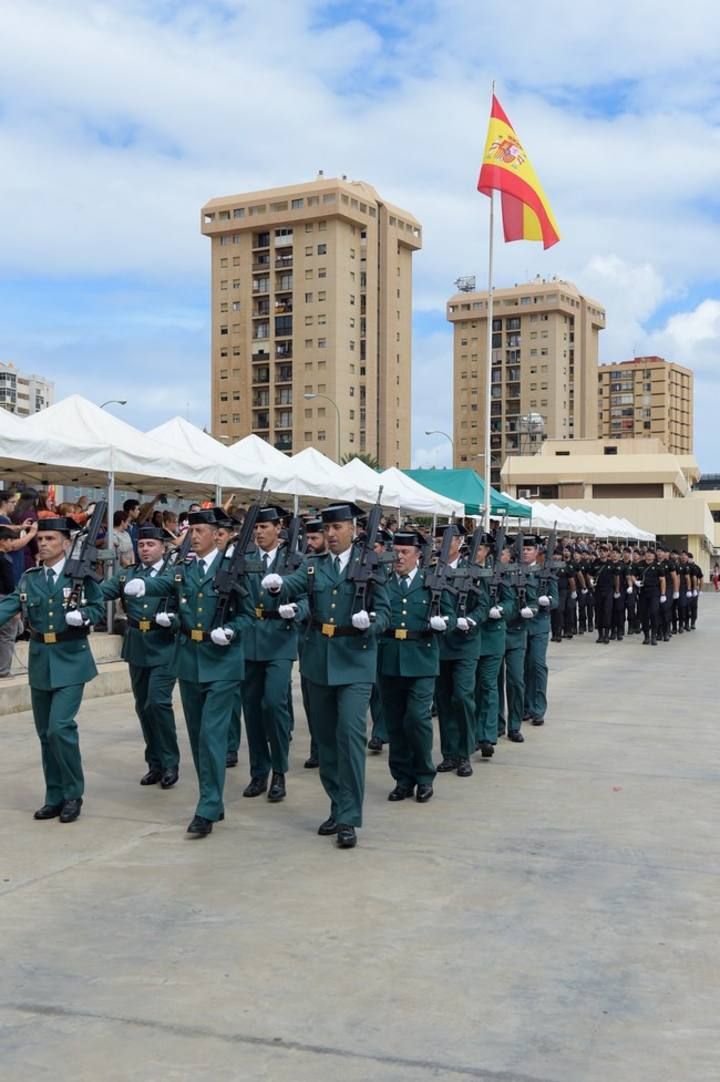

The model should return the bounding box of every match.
[498,537,539,743]
[241,505,308,804]
[632,548,665,645]
[655,543,677,643]
[101,525,180,789]
[474,534,517,758]
[377,529,453,803]
[299,516,326,768]
[0,517,104,822]
[124,509,254,838]
[262,503,390,849]
[523,536,558,726]
[213,508,244,768]
[368,527,393,754]
[589,543,618,645]
[687,552,702,629]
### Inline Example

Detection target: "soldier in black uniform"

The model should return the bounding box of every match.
[673,550,692,635]
[656,544,677,643]
[687,553,703,629]
[590,543,619,644]
[625,548,641,634]
[609,546,626,641]
[550,546,576,643]
[633,549,666,645]
[576,548,594,634]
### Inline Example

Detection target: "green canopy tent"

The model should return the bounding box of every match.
[403,469,531,519]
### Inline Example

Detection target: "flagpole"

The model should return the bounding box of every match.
[482,177,495,533]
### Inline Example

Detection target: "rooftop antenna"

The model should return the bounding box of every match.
[454,275,476,293]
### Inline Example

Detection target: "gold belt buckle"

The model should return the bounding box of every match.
[395,629,407,640]
[191,629,204,642]
[139,619,151,632]
[43,632,57,644]
[321,623,336,637]
[255,606,264,619]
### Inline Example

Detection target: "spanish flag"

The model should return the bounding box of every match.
[478,95,560,250]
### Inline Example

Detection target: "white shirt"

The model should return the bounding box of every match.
[449,557,459,570]
[397,566,419,587]
[195,547,220,573]
[259,545,280,569]
[143,559,164,578]
[43,556,66,579]
[334,546,352,573]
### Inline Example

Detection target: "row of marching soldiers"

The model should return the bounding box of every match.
[1,499,573,848]
[548,540,703,646]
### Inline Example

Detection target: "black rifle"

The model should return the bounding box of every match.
[347,486,396,614]
[212,479,268,628]
[448,525,491,617]
[488,521,507,604]
[424,524,458,618]
[506,530,529,607]
[64,500,107,610]
[281,515,306,573]
[537,524,564,595]
[157,530,194,617]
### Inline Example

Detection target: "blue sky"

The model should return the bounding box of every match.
[1,0,720,468]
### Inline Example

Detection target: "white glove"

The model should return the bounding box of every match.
[124,579,146,598]
[455,616,470,632]
[581,589,588,595]
[693,589,698,597]
[489,606,503,620]
[672,591,679,600]
[685,591,692,599]
[65,609,86,627]
[352,610,371,630]
[613,592,621,600]
[660,594,666,604]
[538,595,550,607]
[570,591,577,600]
[261,573,283,593]
[626,586,633,594]
[430,614,449,631]
[210,627,234,646]
[278,603,298,620]
[155,611,172,628]
[520,606,534,619]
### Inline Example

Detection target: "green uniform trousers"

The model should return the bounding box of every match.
[226,689,243,756]
[379,674,435,787]
[178,678,236,821]
[524,633,550,720]
[128,664,179,772]
[497,647,526,734]
[475,654,503,745]
[436,657,477,761]
[369,681,388,743]
[300,674,318,760]
[242,658,293,778]
[305,679,372,828]
[31,684,85,804]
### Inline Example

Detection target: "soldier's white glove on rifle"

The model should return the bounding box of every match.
[65,609,86,627]
[626,586,633,594]
[430,615,449,631]
[613,592,621,599]
[278,604,298,620]
[489,606,503,619]
[455,616,474,632]
[352,610,371,630]
[686,590,693,599]
[155,612,172,628]
[538,595,551,607]
[262,573,283,593]
[571,591,577,600]
[520,606,534,619]
[673,591,680,600]
[124,579,146,598]
[210,627,234,646]
[660,594,666,604]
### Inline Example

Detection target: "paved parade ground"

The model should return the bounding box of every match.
[1,599,718,1082]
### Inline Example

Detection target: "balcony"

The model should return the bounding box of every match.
[253,393,270,408]
[275,413,293,429]
[252,326,270,340]
[252,278,270,293]
[252,254,271,272]
[252,366,270,385]
[275,436,293,452]
[274,316,292,337]
[254,411,270,428]
[275,392,293,406]
[275,342,293,359]
[276,364,293,382]
[274,300,293,314]
[275,254,293,269]
[253,301,270,317]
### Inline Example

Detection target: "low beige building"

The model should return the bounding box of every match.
[501,437,716,575]
[598,355,693,454]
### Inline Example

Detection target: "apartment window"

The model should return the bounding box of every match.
[233,279,241,289]
[318,337,326,348]
[318,290,326,301]
[220,280,228,290]
[349,340,355,351]
[233,208,244,218]
[318,267,327,278]
[218,236,230,246]
[322,193,336,203]
[349,386,355,397]
[220,326,228,336]
[350,294,355,305]
[219,415,228,424]
[304,292,313,303]
[220,303,228,313]
[220,258,228,268]
[318,220,327,231]
[317,430,326,441]
[291,198,304,209]
[233,257,240,266]
[308,196,319,206]
[219,369,228,379]
[305,269,313,280]
[317,244,327,255]
[304,315,314,326]
[350,248,356,259]
[304,431,312,440]
[304,409,312,419]
[305,246,313,256]
[318,314,327,326]
[232,301,240,311]
[232,413,240,423]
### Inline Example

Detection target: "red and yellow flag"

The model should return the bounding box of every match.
[478,95,560,250]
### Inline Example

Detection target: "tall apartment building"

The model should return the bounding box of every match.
[597,356,693,454]
[0,361,54,416]
[201,175,421,465]
[447,277,605,487]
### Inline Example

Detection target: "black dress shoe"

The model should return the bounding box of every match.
[456,758,473,777]
[186,815,213,837]
[436,756,458,772]
[243,776,268,798]
[59,798,82,823]
[33,802,63,820]
[160,768,179,789]
[336,824,357,848]
[304,755,319,768]
[479,741,495,758]
[225,752,238,768]
[268,772,286,802]
[317,816,338,835]
[531,717,545,726]
[507,730,525,743]
[387,784,414,801]
[140,768,163,786]
[367,736,384,752]
[415,784,433,803]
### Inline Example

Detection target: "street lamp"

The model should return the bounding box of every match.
[304,393,341,461]
[425,429,454,466]
[100,399,127,409]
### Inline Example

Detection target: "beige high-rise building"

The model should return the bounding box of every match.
[0,361,54,416]
[201,175,421,466]
[597,356,693,454]
[447,277,605,487]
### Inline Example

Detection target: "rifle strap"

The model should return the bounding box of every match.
[307,563,316,614]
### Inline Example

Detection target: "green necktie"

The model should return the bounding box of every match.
[333,556,341,576]
[400,574,409,594]
[262,553,269,573]
[46,567,55,589]
[197,559,206,578]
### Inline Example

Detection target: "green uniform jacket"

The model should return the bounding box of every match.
[378,570,455,678]
[102,564,177,669]
[478,577,519,658]
[0,567,104,690]
[504,576,539,649]
[143,556,254,683]
[279,546,390,686]
[244,545,309,663]
[439,559,488,662]
[527,570,559,636]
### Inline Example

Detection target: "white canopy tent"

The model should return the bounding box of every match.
[518,499,655,542]
[378,466,464,517]
[225,434,296,494]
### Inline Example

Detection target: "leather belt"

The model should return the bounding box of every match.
[255,608,282,620]
[311,618,363,638]
[184,628,213,642]
[28,626,89,644]
[127,618,175,638]
[382,629,433,641]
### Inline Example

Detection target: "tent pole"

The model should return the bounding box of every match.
[215,485,222,505]
[293,494,299,515]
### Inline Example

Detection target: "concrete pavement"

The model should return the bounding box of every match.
[1,599,719,1082]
